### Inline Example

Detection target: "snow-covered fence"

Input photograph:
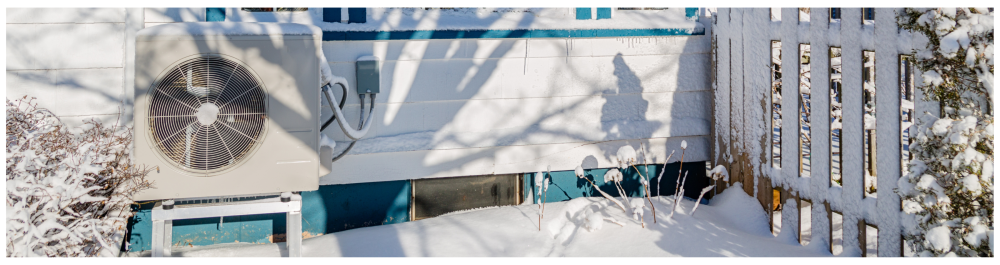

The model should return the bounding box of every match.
[712,8,936,257]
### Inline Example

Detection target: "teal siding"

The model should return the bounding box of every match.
[575,8,592,20]
[206,8,225,22]
[300,180,410,235]
[524,161,710,204]
[596,8,612,20]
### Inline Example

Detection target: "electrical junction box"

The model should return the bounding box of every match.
[356,56,380,94]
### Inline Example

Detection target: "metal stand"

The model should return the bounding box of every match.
[150,192,302,257]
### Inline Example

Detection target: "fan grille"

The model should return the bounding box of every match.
[148,55,267,174]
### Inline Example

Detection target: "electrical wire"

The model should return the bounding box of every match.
[320,83,348,131]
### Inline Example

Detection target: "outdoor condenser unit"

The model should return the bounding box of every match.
[133,23,325,200]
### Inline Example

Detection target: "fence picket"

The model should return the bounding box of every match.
[873,8,902,257]
[809,7,833,254]
[713,8,732,194]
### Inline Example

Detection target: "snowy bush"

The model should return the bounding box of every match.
[6,97,152,257]
[895,8,993,257]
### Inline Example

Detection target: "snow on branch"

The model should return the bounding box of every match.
[896,8,993,257]
[6,97,153,257]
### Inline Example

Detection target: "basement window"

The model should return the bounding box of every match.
[411,174,521,220]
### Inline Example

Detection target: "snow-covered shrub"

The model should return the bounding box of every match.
[895,8,993,257]
[6,97,152,257]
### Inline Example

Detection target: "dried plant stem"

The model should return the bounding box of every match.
[631,164,657,224]
[670,171,689,219]
[674,148,686,201]
[613,181,631,212]
[581,177,627,213]
[542,186,548,218]
[604,218,625,227]
[657,151,675,203]
[636,144,657,224]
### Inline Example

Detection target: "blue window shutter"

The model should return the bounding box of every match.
[323,8,342,23]
[575,8,591,20]
[596,8,611,19]
[206,8,225,22]
[347,8,366,23]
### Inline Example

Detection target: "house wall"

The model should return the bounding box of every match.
[6,8,141,127]
[6,8,715,253]
[319,34,714,185]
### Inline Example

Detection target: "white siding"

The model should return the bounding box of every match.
[6,8,126,24]
[321,29,714,183]
[5,8,141,128]
[6,23,125,70]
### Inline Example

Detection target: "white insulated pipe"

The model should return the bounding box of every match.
[318,48,375,140]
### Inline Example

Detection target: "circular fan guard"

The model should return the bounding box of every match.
[147,55,267,174]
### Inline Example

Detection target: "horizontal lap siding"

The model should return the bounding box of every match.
[5,8,136,129]
[325,136,708,185]
[322,33,713,183]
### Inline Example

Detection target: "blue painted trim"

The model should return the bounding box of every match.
[575,8,592,20]
[596,8,612,19]
[685,7,698,21]
[323,8,342,23]
[322,27,703,41]
[347,8,366,23]
[206,8,225,22]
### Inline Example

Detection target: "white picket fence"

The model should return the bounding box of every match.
[711,8,939,257]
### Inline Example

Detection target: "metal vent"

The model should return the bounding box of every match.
[148,55,267,174]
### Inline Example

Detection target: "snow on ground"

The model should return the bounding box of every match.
[130,183,831,257]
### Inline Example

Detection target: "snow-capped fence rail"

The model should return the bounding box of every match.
[712,8,937,257]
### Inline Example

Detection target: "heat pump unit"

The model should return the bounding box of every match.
[133,23,323,200]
